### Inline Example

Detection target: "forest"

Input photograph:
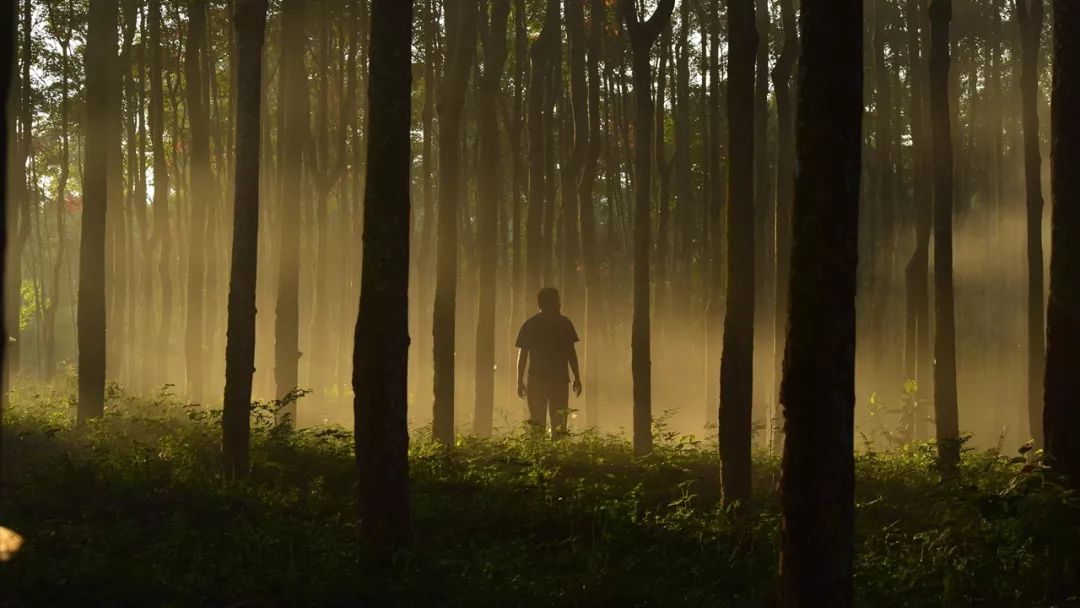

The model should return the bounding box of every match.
[0,0,1079,605]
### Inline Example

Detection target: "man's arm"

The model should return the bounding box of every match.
[569,345,582,397]
[516,348,529,398]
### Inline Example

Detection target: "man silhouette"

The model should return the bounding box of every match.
[516,287,582,437]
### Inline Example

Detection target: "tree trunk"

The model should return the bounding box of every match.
[508,0,527,392]
[274,0,308,424]
[354,0,413,544]
[1045,0,1080,597]
[432,0,478,445]
[560,0,583,329]
[222,0,268,480]
[753,0,772,425]
[149,0,172,392]
[309,8,350,396]
[185,0,211,404]
[705,0,724,427]
[719,0,757,504]
[621,0,675,457]
[473,0,510,438]
[42,17,73,382]
[929,0,960,473]
[1016,0,1045,447]
[5,0,32,386]
[770,0,797,452]
[654,26,673,346]
[0,0,13,482]
[415,0,438,425]
[78,0,118,424]
[872,0,896,381]
[778,1,862,604]
[525,0,559,311]
[903,0,931,413]
[578,0,604,428]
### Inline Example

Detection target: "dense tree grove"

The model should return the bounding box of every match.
[0,0,1064,444]
[1,0,1078,603]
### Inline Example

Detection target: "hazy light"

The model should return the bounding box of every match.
[0,526,24,562]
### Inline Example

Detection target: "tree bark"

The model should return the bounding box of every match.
[560,0,583,327]
[620,0,675,457]
[1015,0,1045,447]
[1045,0,1080,597]
[0,0,14,482]
[929,0,960,473]
[185,0,211,404]
[525,0,559,311]
[274,0,308,424]
[432,0,478,444]
[415,0,438,424]
[42,10,73,382]
[354,0,413,544]
[5,0,32,386]
[705,0,723,427]
[719,0,757,504]
[770,0,797,452]
[578,0,605,428]
[508,0,527,382]
[903,0,931,413]
[149,0,173,392]
[79,0,118,424]
[222,0,268,480]
[473,0,510,438]
[777,0,862,604]
[309,7,351,395]
[871,0,897,380]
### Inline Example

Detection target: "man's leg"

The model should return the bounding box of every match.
[525,382,548,435]
[548,381,570,438]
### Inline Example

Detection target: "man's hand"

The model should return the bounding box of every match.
[517,380,527,399]
[572,379,582,397]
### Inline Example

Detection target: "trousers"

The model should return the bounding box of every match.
[526,380,569,436]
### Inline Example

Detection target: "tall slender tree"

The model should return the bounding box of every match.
[719,0,757,503]
[355,0,414,543]
[576,0,604,428]
[78,0,117,424]
[770,0,797,451]
[184,0,212,404]
[620,0,675,457]
[222,0,268,480]
[929,0,960,473]
[1015,0,1044,446]
[42,3,74,382]
[903,0,931,406]
[432,0,478,444]
[525,0,559,307]
[6,0,31,386]
[274,0,308,424]
[1044,0,1080,598]
[473,0,510,437]
[705,0,723,426]
[149,0,172,388]
[0,0,14,482]
[777,0,863,604]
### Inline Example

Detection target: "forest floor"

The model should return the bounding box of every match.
[0,383,1075,607]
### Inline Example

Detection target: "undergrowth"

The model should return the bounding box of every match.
[0,383,1076,607]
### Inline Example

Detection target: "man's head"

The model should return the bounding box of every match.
[537,287,561,314]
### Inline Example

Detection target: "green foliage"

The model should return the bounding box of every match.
[18,280,39,332]
[0,388,1076,606]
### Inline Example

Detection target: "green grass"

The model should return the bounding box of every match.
[0,383,1076,607]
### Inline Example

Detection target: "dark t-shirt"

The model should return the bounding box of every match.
[515,312,579,384]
